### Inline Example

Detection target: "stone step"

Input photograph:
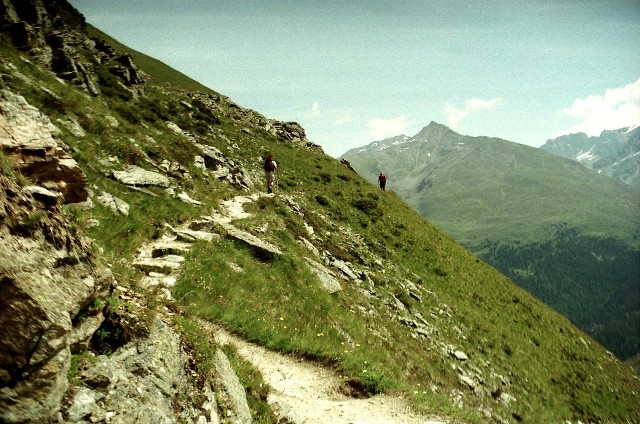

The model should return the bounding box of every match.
[150,241,192,258]
[188,218,218,232]
[140,273,178,289]
[175,229,219,243]
[133,256,184,274]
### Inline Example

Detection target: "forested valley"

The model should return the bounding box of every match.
[474,226,640,360]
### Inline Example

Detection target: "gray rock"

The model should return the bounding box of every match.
[214,349,252,424]
[178,191,204,205]
[71,318,215,424]
[67,387,104,422]
[217,221,282,258]
[196,143,253,191]
[24,185,63,206]
[194,155,206,171]
[459,375,477,389]
[327,257,360,281]
[303,257,342,293]
[97,191,130,216]
[140,273,177,290]
[173,228,220,243]
[0,174,111,423]
[452,350,469,361]
[0,90,88,203]
[70,311,105,354]
[132,255,184,274]
[298,237,320,258]
[149,240,192,258]
[113,165,170,187]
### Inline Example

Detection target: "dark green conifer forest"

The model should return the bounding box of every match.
[477,227,640,359]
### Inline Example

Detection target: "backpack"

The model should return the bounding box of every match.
[264,156,275,172]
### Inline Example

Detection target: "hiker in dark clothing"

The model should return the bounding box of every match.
[264,155,278,193]
[378,172,387,191]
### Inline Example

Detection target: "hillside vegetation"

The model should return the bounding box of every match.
[1,5,639,423]
[341,123,640,360]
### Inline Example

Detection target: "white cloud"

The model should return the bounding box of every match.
[555,78,640,137]
[368,116,406,140]
[444,97,503,129]
[311,101,321,117]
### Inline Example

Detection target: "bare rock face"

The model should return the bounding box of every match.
[197,143,254,191]
[64,318,220,424]
[0,89,88,204]
[1,0,145,97]
[112,165,170,188]
[0,170,112,423]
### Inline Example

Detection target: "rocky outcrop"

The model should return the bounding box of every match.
[0,169,111,423]
[187,92,323,153]
[0,89,88,204]
[196,143,254,191]
[1,0,144,97]
[213,349,252,423]
[269,120,305,143]
[112,165,171,188]
[63,318,220,424]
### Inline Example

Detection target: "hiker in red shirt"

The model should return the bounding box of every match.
[378,172,387,191]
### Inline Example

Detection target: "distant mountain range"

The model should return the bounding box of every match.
[341,122,640,359]
[541,126,640,189]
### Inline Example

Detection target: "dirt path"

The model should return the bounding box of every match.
[212,325,448,424]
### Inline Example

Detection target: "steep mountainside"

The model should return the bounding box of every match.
[341,122,640,360]
[541,126,640,189]
[1,1,639,423]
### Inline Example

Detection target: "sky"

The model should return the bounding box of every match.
[67,0,640,157]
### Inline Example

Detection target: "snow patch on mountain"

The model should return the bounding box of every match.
[541,126,640,189]
[576,149,596,162]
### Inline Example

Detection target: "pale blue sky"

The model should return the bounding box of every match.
[68,0,640,157]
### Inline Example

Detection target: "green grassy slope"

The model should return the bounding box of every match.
[1,24,639,424]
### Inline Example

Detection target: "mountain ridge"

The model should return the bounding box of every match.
[541,126,640,189]
[342,122,639,245]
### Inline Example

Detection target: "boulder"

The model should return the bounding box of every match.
[67,318,218,424]
[0,172,111,423]
[0,89,88,203]
[112,165,170,188]
[303,257,342,293]
[216,221,282,259]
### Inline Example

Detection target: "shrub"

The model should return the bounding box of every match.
[315,195,330,206]
[353,198,377,213]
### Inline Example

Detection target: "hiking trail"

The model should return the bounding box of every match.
[133,192,450,423]
[210,322,448,424]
